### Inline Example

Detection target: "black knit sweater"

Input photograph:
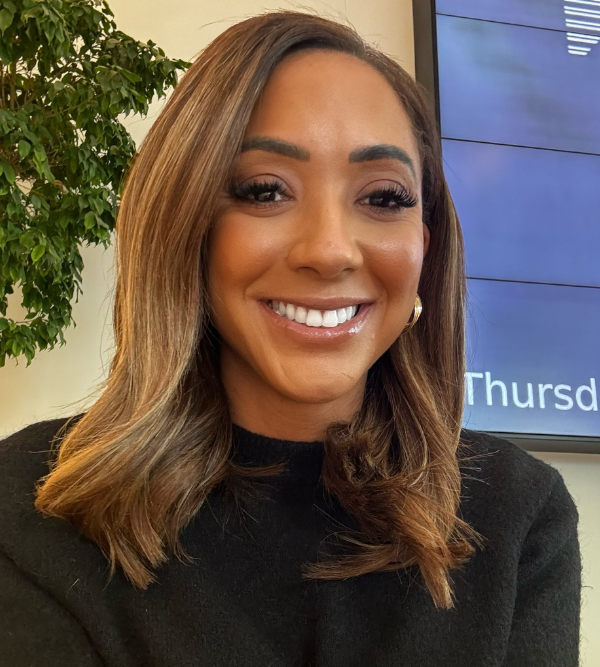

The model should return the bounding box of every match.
[0,415,581,667]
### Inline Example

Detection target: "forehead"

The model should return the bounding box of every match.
[244,49,421,177]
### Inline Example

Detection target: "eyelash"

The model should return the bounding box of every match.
[230,179,419,214]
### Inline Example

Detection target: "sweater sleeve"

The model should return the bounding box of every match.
[0,549,104,667]
[503,471,581,667]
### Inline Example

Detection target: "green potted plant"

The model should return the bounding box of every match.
[0,0,190,366]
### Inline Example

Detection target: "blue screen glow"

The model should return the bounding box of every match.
[435,3,600,437]
[464,279,600,436]
[437,0,572,31]
[443,139,600,288]
[438,14,600,154]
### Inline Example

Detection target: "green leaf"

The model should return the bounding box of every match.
[31,245,46,262]
[83,211,96,229]
[0,158,15,184]
[121,69,141,83]
[18,140,32,159]
[20,230,36,248]
[0,7,14,33]
[91,197,104,214]
[33,146,46,161]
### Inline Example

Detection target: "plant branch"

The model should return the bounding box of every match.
[1,67,5,108]
[9,62,16,110]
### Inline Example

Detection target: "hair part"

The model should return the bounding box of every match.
[35,10,484,610]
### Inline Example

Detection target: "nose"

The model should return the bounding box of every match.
[285,198,363,279]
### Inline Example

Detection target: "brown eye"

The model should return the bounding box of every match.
[358,185,419,213]
[231,180,289,205]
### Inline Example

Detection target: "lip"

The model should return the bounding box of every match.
[260,299,373,343]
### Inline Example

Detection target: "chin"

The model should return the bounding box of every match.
[275,371,363,407]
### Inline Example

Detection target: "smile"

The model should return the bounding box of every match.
[268,300,360,328]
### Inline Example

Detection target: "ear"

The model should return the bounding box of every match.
[422,223,431,257]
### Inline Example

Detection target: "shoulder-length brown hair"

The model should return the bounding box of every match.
[35,10,483,610]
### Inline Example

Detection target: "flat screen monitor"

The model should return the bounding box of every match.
[413,0,600,452]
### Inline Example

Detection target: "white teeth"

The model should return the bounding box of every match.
[269,301,360,327]
[305,309,323,327]
[295,306,307,324]
[322,310,338,327]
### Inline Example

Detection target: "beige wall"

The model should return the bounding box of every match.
[1,0,598,663]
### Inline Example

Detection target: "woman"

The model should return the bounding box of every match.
[0,11,580,667]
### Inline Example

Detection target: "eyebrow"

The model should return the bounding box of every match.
[239,137,416,179]
[349,144,416,179]
[240,137,310,161]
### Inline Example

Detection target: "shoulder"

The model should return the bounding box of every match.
[0,417,108,665]
[0,414,86,561]
[457,429,578,541]
[459,427,561,487]
[457,434,580,663]
[0,414,84,497]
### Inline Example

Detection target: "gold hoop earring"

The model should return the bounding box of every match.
[402,295,422,333]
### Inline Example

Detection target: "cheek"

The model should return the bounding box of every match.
[207,215,295,379]
[373,244,424,347]
[366,228,425,299]
[207,214,282,318]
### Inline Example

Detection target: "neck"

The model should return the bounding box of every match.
[220,355,365,442]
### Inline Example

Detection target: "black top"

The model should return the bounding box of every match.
[0,415,581,667]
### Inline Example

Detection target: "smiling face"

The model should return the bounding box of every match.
[208,49,430,440]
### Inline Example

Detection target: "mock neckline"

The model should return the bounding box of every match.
[231,424,323,463]
[230,424,325,500]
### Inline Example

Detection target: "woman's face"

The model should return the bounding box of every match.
[208,49,429,425]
